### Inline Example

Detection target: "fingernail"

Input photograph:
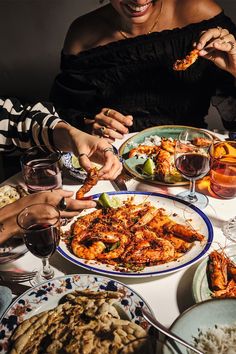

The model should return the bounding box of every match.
[199,50,207,56]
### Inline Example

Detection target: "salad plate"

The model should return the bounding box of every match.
[58,191,213,278]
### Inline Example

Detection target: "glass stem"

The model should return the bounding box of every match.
[188,179,197,202]
[41,257,54,279]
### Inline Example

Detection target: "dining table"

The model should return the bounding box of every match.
[0,131,235,331]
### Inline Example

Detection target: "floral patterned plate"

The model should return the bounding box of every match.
[0,274,152,354]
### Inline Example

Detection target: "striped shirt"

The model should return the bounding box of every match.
[0,98,63,152]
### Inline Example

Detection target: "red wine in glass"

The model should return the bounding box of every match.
[17,204,60,284]
[175,153,210,179]
[174,128,213,209]
[24,223,60,258]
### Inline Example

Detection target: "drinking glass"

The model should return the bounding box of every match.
[210,141,236,199]
[17,203,60,284]
[21,145,62,193]
[174,128,213,209]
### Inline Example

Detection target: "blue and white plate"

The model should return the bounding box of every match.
[58,191,213,278]
[62,146,119,181]
[0,274,152,354]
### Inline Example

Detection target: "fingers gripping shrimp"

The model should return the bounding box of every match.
[128,145,160,158]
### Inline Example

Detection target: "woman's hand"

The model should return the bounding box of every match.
[53,123,122,179]
[0,189,97,244]
[196,27,236,77]
[67,128,123,180]
[92,108,133,142]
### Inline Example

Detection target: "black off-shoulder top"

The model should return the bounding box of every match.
[50,12,236,132]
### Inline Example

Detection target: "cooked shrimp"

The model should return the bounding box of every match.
[173,49,199,71]
[97,233,128,260]
[160,138,176,153]
[207,250,228,291]
[123,237,175,264]
[72,209,102,236]
[192,137,212,147]
[72,240,106,260]
[163,222,205,242]
[128,145,160,158]
[131,206,159,231]
[76,167,99,199]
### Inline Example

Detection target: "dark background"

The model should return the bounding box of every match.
[0,0,235,182]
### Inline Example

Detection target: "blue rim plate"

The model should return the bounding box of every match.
[119,125,218,186]
[62,146,119,181]
[0,274,152,354]
[58,191,213,278]
[192,244,236,303]
[162,298,236,354]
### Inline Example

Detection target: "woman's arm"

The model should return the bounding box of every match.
[0,97,62,152]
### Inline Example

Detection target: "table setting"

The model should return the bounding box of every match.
[0,125,236,354]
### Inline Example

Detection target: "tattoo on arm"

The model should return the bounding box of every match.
[0,223,5,233]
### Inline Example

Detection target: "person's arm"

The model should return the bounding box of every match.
[0,189,96,244]
[0,97,63,152]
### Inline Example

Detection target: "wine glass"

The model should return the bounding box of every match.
[17,203,60,284]
[223,216,236,242]
[21,145,62,193]
[174,128,213,209]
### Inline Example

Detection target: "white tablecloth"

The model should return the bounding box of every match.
[0,133,235,328]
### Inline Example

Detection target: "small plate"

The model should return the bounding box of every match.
[58,191,213,278]
[192,244,236,303]
[162,298,236,354]
[0,236,27,264]
[62,146,119,181]
[119,125,219,186]
[0,274,152,353]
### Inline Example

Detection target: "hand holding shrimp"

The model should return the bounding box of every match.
[197,27,236,77]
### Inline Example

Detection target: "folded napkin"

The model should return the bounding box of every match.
[0,286,12,318]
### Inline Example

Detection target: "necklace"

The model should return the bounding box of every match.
[119,1,163,39]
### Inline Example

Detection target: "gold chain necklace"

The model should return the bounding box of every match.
[119,1,163,39]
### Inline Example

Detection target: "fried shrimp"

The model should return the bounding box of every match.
[173,49,199,71]
[76,167,99,199]
[128,145,160,158]
[207,249,236,298]
[68,198,205,271]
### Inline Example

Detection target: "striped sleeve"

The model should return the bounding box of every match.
[0,98,63,152]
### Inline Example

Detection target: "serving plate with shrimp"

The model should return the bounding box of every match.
[58,191,213,278]
[192,244,236,303]
[119,125,218,186]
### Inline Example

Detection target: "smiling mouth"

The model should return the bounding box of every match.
[124,1,153,13]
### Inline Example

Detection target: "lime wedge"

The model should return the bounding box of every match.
[98,193,122,208]
[142,158,155,175]
[71,155,82,169]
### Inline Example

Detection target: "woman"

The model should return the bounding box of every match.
[51,0,236,140]
[0,98,122,179]
[0,97,122,243]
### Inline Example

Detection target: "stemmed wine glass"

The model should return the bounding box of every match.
[174,128,213,209]
[17,203,60,284]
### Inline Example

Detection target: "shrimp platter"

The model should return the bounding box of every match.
[65,195,206,273]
